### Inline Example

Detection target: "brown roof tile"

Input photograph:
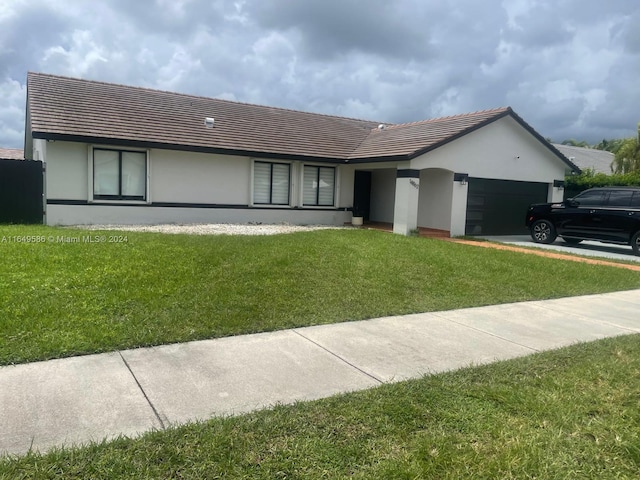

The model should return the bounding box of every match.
[0,148,24,160]
[27,72,378,160]
[26,72,576,171]
[350,108,511,160]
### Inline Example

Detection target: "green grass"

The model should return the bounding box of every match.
[2,225,640,366]
[2,334,639,478]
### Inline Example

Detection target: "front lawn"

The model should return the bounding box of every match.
[1,334,638,478]
[1,225,639,365]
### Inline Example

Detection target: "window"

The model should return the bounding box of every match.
[94,149,146,200]
[303,165,335,206]
[574,190,606,207]
[607,190,633,207]
[253,161,290,205]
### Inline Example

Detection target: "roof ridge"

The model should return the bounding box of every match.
[349,106,516,161]
[380,107,511,130]
[27,72,382,126]
[553,143,604,151]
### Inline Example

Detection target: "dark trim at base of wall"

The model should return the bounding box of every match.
[46,199,349,212]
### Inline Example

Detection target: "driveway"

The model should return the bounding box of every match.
[481,235,640,263]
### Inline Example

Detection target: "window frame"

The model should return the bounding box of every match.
[302,164,336,207]
[574,190,607,207]
[606,190,634,208]
[92,148,148,201]
[252,161,291,206]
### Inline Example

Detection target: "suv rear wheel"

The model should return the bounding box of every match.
[531,219,557,244]
[632,231,640,256]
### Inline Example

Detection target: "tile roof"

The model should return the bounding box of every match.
[349,108,511,160]
[27,72,377,161]
[552,144,614,174]
[27,72,575,170]
[0,148,24,160]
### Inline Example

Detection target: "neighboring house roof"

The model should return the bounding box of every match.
[552,144,614,174]
[0,148,24,160]
[27,72,578,171]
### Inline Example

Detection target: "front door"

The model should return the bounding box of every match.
[353,171,372,221]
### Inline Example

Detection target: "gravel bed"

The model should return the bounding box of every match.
[76,223,349,236]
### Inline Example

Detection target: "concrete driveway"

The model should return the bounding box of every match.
[481,235,640,263]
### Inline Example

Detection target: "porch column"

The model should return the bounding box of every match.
[393,169,420,235]
[549,180,564,202]
[450,173,469,237]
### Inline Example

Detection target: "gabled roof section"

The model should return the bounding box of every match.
[350,108,580,173]
[350,107,512,160]
[0,148,24,160]
[27,72,378,161]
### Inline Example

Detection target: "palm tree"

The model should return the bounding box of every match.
[612,123,640,174]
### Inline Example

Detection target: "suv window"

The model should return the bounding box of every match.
[632,192,640,207]
[574,190,607,207]
[608,190,634,207]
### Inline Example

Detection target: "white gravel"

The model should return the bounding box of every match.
[77,223,349,236]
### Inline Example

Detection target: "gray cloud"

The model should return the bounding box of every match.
[0,2,71,79]
[246,0,437,61]
[1,0,639,148]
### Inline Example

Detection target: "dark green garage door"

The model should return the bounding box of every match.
[465,178,548,236]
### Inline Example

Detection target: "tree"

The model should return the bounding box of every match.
[594,138,625,154]
[561,139,590,148]
[612,123,640,174]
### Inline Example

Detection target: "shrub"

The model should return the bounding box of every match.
[564,168,640,198]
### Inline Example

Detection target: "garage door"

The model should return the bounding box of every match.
[465,178,548,235]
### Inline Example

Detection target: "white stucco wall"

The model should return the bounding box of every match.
[339,166,355,210]
[549,183,564,203]
[151,150,251,204]
[45,141,88,200]
[43,141,353,225]
[46,204,351,226]
[449,182,469,236]
[32,139,47,163]
[410,116,567,183]
[369,168,396,223]
[418,169,453,231]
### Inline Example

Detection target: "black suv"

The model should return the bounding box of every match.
[525,187,640,255]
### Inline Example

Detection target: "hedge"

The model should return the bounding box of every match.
[564,169,640,199]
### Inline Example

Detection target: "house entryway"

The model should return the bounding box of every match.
[353,171,372,221]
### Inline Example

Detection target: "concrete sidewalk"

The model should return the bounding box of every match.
[2,290,640,457]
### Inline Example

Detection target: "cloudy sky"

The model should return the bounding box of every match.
[1,0,639,149]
